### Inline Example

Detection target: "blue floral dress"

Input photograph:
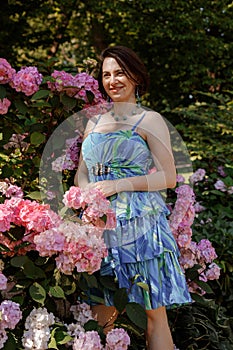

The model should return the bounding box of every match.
[81,114,192,310]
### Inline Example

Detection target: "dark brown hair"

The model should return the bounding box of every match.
[97,45,149,100]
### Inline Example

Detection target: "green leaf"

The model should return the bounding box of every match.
[48,336,58,349]
[29,282,46,305]
[136,282,149,292]
[99,275,118,291]
[125,302,147,330]
[49,286,66,299]
[30,131,46,145]
[113,288,128,313]
[86,90,94,103]
[14,99,28,115]
[26,191,42,200]
[2,332,18,350]
[31,89,50,100]
[10,255,29,267]
[195,280,214,294]
[84,319,99,331]
[54,329,73,345]
[24,262,46,279]
[0,243,11,252]
[61,94,77,110]
[0,86,6,99]
[63,281,76,295]
[83,273,98,288]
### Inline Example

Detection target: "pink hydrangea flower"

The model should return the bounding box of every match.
[189,168,206,184]
[0,58,15,84]
[179,245,197,270]
[0,197,62,256]
[52,136,82,172]
[33,226,66,256]
[169,181,220,291]
[176,174,185,183]
[15,199,62,233]
[205,262,221,280]
[214,180,227,192]
[217,165,226,177]
[0,329,8,349]
[194,202,206,213]
[73,330,103,350]
[105,328,130,349]
[10,66,42,96]
[47,70,104,107]
[0,181,23,198]
[169,184,195,232]
[34,221,108,275]
[0,273,7,290]
[188,281,205,295]
[63,187,116,229]
[3,133,29,150]
[0,300,22,329]
[70,302,94,326]
[0,98,11,114]
[0,203,15,232]
[197,239,217,264]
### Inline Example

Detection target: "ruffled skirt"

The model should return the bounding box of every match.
[100,211,192,310]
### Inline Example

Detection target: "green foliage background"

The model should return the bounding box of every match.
[0,0,233,349]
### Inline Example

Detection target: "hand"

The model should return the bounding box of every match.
[85,180,117,198]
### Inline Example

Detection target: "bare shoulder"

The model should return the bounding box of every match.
[140,110,170,137]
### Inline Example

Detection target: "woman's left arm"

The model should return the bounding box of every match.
[88,112,177,197]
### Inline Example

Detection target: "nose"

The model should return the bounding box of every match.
[109,74,117,85]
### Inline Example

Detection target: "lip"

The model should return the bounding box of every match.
[109,86,123,93]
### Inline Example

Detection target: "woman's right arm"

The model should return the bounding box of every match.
[74,150,89,188]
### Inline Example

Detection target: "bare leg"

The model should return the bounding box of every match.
[146,306,174,350]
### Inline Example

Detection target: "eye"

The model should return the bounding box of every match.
[117,70,125,76]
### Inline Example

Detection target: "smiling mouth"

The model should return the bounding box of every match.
[110,87,123,92]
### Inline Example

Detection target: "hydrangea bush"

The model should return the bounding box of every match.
[0,58,231,349]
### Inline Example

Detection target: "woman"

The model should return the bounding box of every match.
[74,45,192,349]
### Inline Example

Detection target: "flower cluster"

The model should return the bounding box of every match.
[22,307,55,350]
[105,328,131,350]
[72,328,130,350]
[0,196,61,256]
[73,330,103,350]
[0,300,22,349]
[0,180,24,198]
[0,58,15,84]
[169,172,221,294]
[52,135,82,172]
[214,179,233,194]
[0,97,11,115]
[34,220,108,274]
[70,302,94,326]
[47,70,104,106]
[0,272,7,290]
[3,133,29,151]
[189,168,206,185]
[10,66,43,96]
[0,58,105,117]
[63,186,116,229]
[169,184,195,248]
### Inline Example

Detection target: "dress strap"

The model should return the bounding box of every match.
[131,112,146,131]
[91,114,101,131]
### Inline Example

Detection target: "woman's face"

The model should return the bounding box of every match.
[102,57,137,103]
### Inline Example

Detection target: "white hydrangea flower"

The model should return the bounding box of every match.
[22,307,55,350]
